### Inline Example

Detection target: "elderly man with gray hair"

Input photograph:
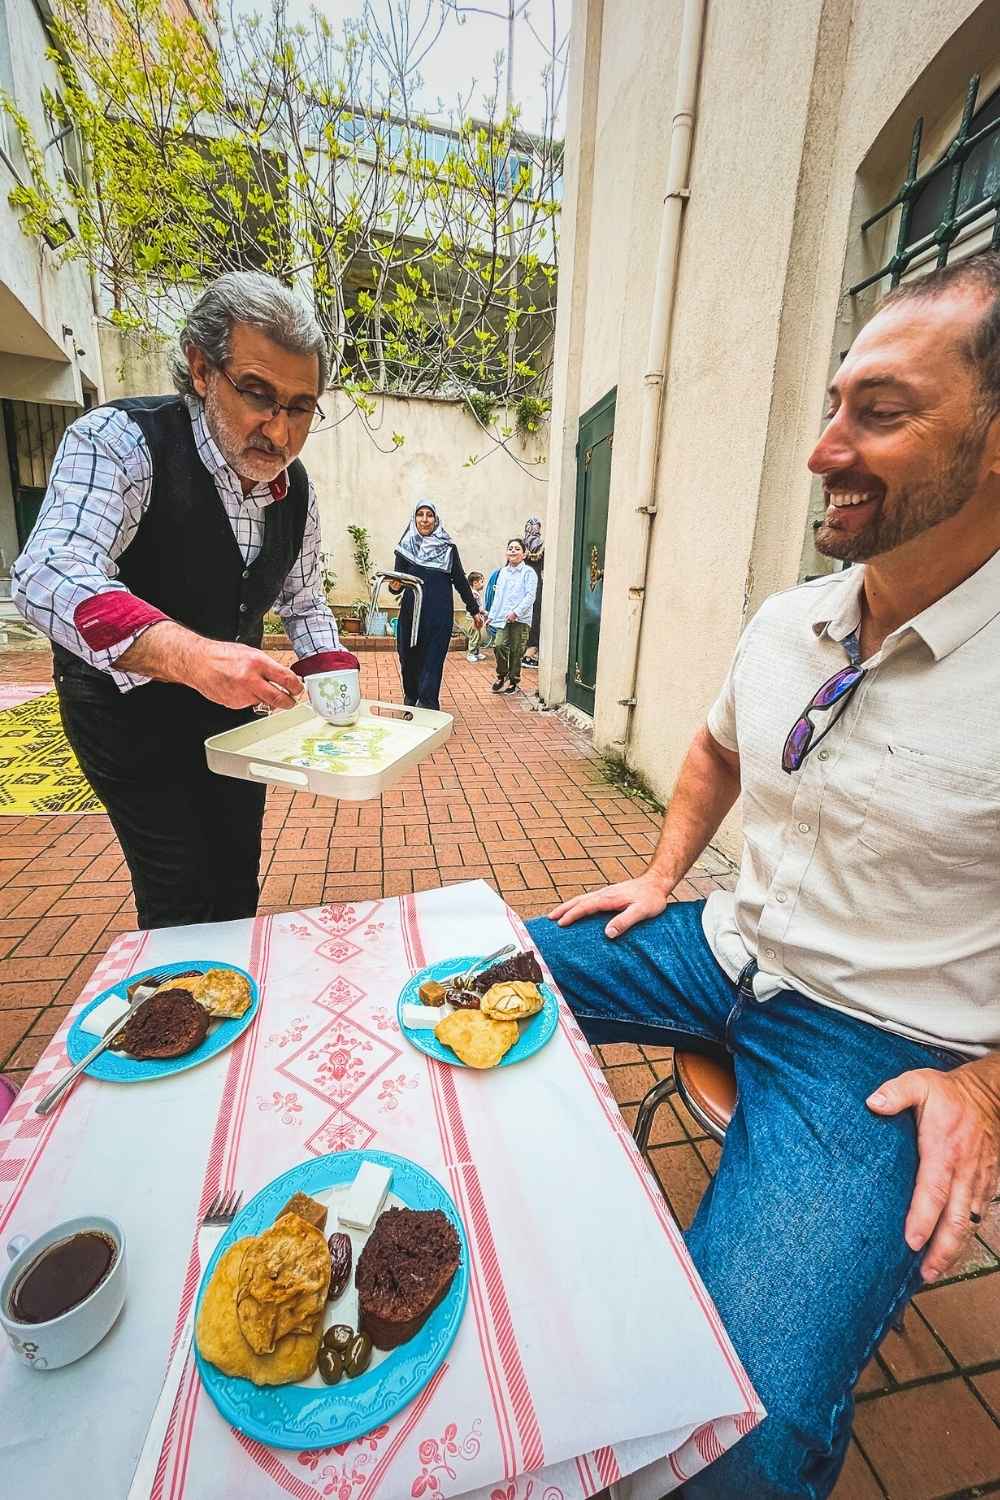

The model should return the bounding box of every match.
[13,271,347,929]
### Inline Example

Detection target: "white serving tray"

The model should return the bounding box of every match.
[204,699,452,801]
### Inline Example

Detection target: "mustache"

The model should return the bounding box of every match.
[247,437,287,460]
[822,469,885,495]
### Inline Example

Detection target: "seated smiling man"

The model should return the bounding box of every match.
[528,254,1000,1499]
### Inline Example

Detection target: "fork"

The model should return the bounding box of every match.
[126,1189,243,1500]
[453,943,516,989]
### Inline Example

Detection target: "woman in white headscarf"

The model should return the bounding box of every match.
[388,503,485,709]
[521,515,544,668]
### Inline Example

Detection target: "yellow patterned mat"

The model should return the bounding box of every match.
[0,690,103,816]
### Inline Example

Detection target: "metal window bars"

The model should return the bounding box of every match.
[849,74,1000,296]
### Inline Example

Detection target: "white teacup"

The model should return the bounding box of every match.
[307,667,362,726]
[2,1215,126,1370]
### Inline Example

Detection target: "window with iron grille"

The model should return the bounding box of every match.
[849,74,1000,296]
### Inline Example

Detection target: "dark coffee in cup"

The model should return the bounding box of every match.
[8,1230,117,1324]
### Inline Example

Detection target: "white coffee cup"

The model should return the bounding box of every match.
[307,667,362,726]
[2,1215,127,1370]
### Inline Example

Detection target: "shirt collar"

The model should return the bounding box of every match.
[187,397,289,505]
[808,548,1000,662]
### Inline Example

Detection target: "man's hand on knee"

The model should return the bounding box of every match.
[546,872,673,939]
[867,1063,1000,1281]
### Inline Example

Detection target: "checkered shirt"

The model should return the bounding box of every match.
[10,398,339,691]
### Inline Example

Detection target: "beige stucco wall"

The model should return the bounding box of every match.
[97,326,548,602]
[543,0,995,859]
[0,0,102,405]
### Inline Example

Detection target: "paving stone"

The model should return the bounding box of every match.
[877,1308,953,1383]
[854,1358,890,1396]
[648,1143,711,1229]
[917,1272,1000,1368]
[604,1062,656,1105]
[972,1368,1000,1423]
[853,1378,1000,1498]
[830,1439,885,1498]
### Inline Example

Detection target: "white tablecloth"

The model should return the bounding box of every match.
[0,880,762,1498]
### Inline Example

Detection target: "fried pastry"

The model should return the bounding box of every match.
[236,1213,331,1355]
[480,981,545,1021]
[182,968,253,1019]
[196,1239,322,1385]
[435,1009,518,1068]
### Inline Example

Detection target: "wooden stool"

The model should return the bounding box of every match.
[633,1048,737,1151]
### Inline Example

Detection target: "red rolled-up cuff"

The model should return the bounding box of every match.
[74,592,169,651]
[292,650,360,679]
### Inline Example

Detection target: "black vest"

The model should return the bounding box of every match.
[53,396,309,686]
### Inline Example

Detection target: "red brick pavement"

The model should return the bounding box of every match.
[1,643,998,1496]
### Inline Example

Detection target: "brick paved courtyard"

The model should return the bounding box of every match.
[1,643,998,1497]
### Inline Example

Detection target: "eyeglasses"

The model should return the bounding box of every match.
[215,365,325,430]
[781,664,865,773]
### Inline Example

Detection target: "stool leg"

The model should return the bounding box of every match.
[633,1075,678,1154]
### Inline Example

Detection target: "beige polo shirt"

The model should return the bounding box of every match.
[704,550,1000,1057]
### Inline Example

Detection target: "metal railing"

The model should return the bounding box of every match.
[849,75,1000,295]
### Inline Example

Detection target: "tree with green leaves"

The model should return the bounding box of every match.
[2,0,562,468]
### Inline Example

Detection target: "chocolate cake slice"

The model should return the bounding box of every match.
[356,1207,460,1350]
[470,950,544,993]
[115,987,209,1059]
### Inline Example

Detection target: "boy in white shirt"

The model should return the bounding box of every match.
[488,538,538,694]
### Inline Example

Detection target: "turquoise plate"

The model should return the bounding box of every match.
[194,1150,468,1448]
[65,961,259,1082]
[398,955,559,1068]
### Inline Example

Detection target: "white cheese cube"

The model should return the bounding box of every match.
[402,1002,442,1029]
[79,994,131,1038]
[339,1162,393,1231]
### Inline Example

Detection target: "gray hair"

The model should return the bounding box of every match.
[173,271,331,396]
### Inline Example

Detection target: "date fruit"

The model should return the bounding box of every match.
[318,1346,343,1385]
[328,1232,353,1302]
[345,1332,373,1377]
[445,987,480,1010]
[324,1323,355,1354]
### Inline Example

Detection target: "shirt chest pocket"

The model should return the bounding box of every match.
[858,745,1000,869]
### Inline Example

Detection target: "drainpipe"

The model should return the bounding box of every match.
[609,0,705,750]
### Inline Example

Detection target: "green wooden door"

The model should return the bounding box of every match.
[567,389,615,715]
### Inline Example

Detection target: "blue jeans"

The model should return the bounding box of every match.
[526,901,963,1500]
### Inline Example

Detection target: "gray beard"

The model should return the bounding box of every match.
[202,386,286,485]
[814,434,986,563]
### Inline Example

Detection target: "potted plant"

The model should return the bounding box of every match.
[346,524,387,636]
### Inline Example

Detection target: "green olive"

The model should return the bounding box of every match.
[318,1346,343,1385]
[345,1332,373,1377]
[323,1323,355,1353]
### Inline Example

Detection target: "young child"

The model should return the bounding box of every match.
[487,538,538,694]
[463,571,485,661]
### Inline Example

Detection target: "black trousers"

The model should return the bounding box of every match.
[397,606,453,711]
[57,671,266,930]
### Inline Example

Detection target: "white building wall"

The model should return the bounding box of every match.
[543,0,995,857]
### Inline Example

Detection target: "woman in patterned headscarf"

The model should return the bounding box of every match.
[388,503,484,710]
[521,515,544,668]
